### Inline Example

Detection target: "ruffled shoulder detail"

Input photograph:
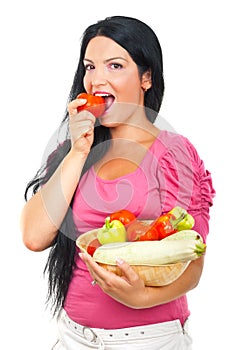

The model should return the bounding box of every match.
[156,131,215,241]
[185,139,215,208]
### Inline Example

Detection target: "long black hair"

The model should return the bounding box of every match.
[24,16,165,315]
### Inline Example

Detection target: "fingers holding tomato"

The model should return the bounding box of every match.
[76,93,105,118]
[67,96,87,117]
[69,112,95,152]
[67,94,98,154]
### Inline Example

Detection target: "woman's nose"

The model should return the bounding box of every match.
[91,67,107,87]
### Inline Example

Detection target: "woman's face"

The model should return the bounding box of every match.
[83,36,150,125]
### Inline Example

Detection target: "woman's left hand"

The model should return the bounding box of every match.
[79,252,150,309]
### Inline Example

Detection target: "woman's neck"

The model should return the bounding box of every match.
[109,119,159,144]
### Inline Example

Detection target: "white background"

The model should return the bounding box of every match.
[1,0,233,349]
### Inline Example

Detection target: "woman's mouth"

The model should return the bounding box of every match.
[94,93,115,113]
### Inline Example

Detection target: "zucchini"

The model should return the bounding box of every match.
[162,230,203,241]
[93,230,206,266]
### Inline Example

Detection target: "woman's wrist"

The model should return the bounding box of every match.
[67,147,89,163]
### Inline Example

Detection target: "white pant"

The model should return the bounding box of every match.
[52,309,192,350]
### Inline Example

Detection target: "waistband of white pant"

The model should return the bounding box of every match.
[61,309,185,343]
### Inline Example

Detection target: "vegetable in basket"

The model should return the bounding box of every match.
[109,209,136,226]
[93,230,206,266]
[127,206,195,241]
[97,217,126,245]
[87,238,101,257]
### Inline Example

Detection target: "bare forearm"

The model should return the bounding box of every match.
[143,257,204,308]
[80,251,205,310]
[21,149,86,251]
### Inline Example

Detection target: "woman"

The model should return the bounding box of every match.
[21,16,215,349]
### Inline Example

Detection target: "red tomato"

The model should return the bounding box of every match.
[138,223,159,241]
[109,209,136,226]
[86,238,101,256]
[126,220,150,241]
[77,93,105,118]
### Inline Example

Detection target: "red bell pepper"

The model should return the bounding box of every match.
[136,207,194,241]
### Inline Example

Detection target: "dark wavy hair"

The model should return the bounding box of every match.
[24,15,165,315]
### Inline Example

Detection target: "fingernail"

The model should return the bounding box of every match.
[116,257,124,265]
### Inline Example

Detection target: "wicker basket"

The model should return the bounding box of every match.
[76,229,190,286]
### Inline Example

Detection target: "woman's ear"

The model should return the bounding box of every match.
[141,70,152,92]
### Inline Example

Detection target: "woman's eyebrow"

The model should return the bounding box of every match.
[83,57,128,64]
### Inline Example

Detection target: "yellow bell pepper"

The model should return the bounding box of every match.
[97,217,126,245]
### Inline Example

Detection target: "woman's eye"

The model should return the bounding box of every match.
[110,63,123,70]
[85,64,95,71]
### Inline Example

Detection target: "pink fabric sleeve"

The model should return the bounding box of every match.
[157,136,215,242]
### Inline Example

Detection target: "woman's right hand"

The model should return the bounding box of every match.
[67,98,96,156]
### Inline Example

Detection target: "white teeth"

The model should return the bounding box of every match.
[94,93,110,97]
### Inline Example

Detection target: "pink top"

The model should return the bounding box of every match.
[64,130,215,329]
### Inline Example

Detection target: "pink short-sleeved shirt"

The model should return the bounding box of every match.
[64,130,215,329]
